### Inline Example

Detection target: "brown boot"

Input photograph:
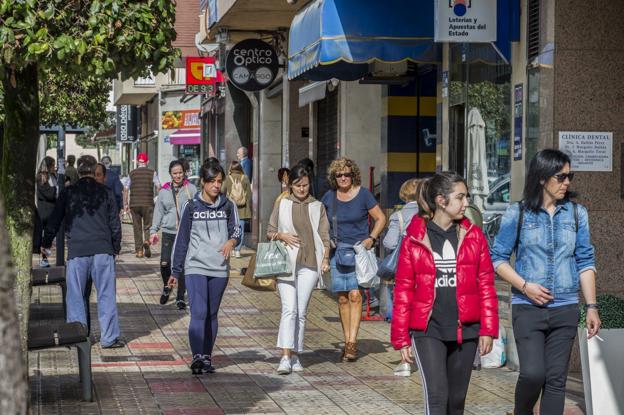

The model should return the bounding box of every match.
[143,242,151,258]
[343,342,358,362]
[136,250,144,258]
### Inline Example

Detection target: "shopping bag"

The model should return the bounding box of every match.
[254,240,292,278]
[241,254,276,292]
[353,242,379,288]
[480,325,508,368]
[377,235,403,281]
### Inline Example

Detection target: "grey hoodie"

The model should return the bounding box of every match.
[150,181,197,235]
[171,193,241,278]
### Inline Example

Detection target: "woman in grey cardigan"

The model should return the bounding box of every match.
[382,178,422,377]
[150,159,197,309]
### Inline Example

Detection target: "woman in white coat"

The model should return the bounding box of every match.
[267,164,331,374]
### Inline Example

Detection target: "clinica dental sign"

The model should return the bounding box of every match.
[226,39,279,92]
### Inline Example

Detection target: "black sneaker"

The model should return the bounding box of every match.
[102,338,125,349]
[176,299,187,310]
[202,355,216,373]
[143,242,152,258]
[191,355,205,375]
[160,287,171,305]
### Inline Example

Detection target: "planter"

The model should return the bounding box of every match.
[578,328,624,415]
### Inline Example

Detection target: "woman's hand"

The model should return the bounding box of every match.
[524,282,554,305]
[149,233,159,245]
[167,276,177,289]
[399,346,414,364]
[219,239,237,259]
[479,336,494,356]
[279,232,301,248]
[586,308,601,339]
[321,258,330,274]
[362,237,375,250]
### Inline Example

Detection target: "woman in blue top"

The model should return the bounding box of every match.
[490,149,600,415]
[321,157,386,361]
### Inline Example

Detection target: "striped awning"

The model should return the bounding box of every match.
[169,129,201,145]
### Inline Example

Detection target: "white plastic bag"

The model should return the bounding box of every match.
[353,242,380,288]
[481,325,508,368]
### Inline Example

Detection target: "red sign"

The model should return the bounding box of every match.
[186,57,225,95]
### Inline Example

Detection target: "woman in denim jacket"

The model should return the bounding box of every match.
[490,149,600,415]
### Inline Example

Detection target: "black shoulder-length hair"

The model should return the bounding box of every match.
[199,161,225,183]
[523,149,573,211]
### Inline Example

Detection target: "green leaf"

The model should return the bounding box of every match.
[90,0,101,14]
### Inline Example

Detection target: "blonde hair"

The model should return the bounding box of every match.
[399,178,423,203]
[327,157,362,190]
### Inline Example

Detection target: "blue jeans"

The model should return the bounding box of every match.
[236,219,247,252]
[66,254,120,347]
[186,275,228,356]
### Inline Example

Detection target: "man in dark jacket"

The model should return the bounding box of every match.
[101,155,123,212]
[42,155,124,348]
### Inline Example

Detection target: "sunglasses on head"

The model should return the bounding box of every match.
[335,173,353,179]
[553,172,574,183]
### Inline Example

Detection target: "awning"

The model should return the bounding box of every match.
[169,129,201,145]
[288,0,440,81]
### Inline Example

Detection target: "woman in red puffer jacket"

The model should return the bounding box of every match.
[391,172,498,415]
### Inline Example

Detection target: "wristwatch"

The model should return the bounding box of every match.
[584,303,599,311]
[368,235,378,244]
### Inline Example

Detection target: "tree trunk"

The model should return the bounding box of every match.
[1,63,40,412]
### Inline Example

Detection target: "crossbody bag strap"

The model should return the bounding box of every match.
[171,185,181,228]
[513,201,524,254]
[398,210,405,235]
[332,191,339,243]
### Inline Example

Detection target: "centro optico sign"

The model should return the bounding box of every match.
[226,39,279,92]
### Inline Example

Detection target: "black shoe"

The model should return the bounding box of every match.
[191,355,205,375]
[202,355,215,373]
[176,299,187,310]
[160,287,171,305]
[102,338,125,349]
[143,242,152,258]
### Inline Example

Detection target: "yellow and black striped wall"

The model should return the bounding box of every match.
[380,69,437,209]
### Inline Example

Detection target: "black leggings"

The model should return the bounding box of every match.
[512,304,579,415]
[160,232,185,301]
[412,336,478,415]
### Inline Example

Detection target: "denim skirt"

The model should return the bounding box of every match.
[330,256,359,293]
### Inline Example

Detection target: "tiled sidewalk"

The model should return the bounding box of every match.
[29,225,586,414]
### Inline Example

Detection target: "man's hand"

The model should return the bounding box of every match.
[479,336,494,356]
[219,239,237,259]
[149,234,159,245]
[525,282,554,306]
[586,308,601,339]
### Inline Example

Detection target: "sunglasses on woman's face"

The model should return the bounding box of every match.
[553,172,574,183]
[335,173,353,179]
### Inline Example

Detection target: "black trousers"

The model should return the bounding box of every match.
[412,336,478,415]
[160,232,185,301]
[512,304,580,415]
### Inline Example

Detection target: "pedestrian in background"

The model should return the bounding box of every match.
[321,157,386,361]
[150,159,197,309]
[42,155,124,349]
[95,162,107,185]
[33,156,58,268]
[298,158,316,198]
[65,155,80,186]
[221,160,251,258]
[124,153,160,258]
[382,178,422,377]
[274,167,290,207]
[491,150,600,415]
[267,164,331,375]
[170,161,241,375]
[237,146,252,180]
[101,155,123,212]
[391,172,498,415]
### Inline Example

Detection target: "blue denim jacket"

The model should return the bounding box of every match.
[490,200,595,298]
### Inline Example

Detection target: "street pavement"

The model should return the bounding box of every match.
[29,224,586,414]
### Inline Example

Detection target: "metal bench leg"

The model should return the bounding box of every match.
[60,282,67,319]
[76,339,93,402]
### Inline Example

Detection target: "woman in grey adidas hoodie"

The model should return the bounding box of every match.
[149,160,197,309]
[170,161,241,375]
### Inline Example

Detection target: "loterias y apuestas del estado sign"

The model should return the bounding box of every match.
[434,0,496,43]
[226,39,279,92]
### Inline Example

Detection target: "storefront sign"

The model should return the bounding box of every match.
[186,57,225,95]
[513,84,523,161]
[161,110,200,130]
[559,131,613,171]
[434,0,497,43]
[226,39,279,92]
[116,105,138,142]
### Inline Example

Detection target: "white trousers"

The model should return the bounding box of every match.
[276,267,319,353]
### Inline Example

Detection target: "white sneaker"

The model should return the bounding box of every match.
[277,356,292,375]
[291,355,304,372]
[39,259,50,268]
[394,362,412,377]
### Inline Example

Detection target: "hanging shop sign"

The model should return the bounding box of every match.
[559,131,613,172]
[161,110,200,130]
[116,105,139,143]
[434,0,497,43]
[185,57,225,95]
[225,39,279,92]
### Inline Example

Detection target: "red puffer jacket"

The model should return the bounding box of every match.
[390,216,498,350]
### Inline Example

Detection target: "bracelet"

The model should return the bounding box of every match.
[521,281,528,295]
[585,303,599,311]
[369,235,378,243]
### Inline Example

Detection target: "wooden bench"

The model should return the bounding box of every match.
[31,267,67,315]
